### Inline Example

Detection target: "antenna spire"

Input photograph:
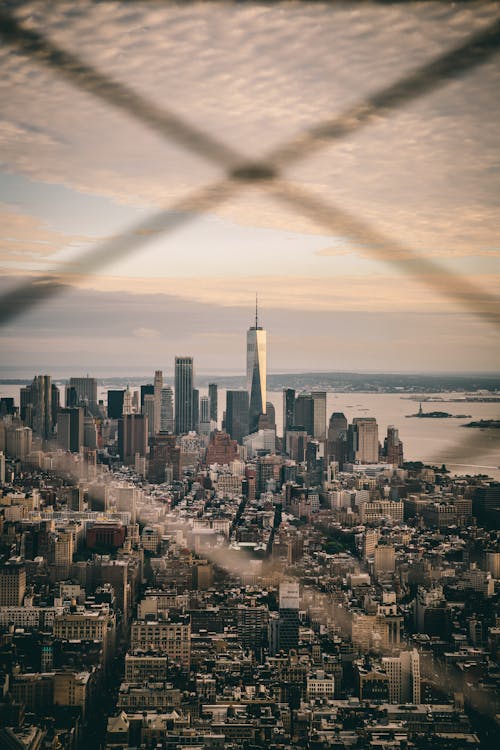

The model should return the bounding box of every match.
[255,293,258,328]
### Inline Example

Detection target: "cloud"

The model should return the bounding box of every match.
[132,326,161,339]
[0,204,91,264]
[0,0,499,259]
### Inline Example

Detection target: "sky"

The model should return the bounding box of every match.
[1,0,499,377]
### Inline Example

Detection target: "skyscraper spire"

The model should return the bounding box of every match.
[255,292,258,329]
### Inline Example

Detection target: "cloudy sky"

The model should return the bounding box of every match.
[1,0,499,377]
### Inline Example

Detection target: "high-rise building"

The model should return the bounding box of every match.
[107,390,125,419]
[0,559,26,606]
[384,426,404,467]
[153,370,163,435]
[140,383,154,407]
[326,412,348,465]
[122,385,134,415]
[31,375,52,440]
[0,451,5,484]
[246,299,267,433]
[65,384,78,408]
[226,390,249,444]
[192,388,200,432]
[278,581,300,654]
[57,407,84,453]
[353,417,379,463]
[208,383,218,424]
[160,386,174,433]
[295,393,314,437]
[118,414,148,464]
[311,391,327,441]
[142,394,155,438]
[200,395,210,423]
[283,388,296,441]
[175,357,194,434]
[5,425,32,459]
[381,649,420,704]
[69,376,98,412]
[285,427,308,462]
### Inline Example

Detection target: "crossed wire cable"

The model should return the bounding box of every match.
[1,8,500,330]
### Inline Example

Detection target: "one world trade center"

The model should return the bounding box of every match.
[246,297,267,433]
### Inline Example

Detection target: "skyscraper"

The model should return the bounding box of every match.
[311,391,327,441]
[384,426,404,467]
[283,388,296,442]
[118,414,148,464]
[192,388,200,432]
[69,376,98,413]
[142,394,155,438]
[208,383,218,424]
[175,357,194,434]
[153,370,163,435]
[246,298,267,433]
[226,390,249,445]
[31,375,52,440]
[160,386,174,433]
[353,417,379,463]
[295,393,314,437]
[107,389,125,419]
[326,412,348,465]
[278,581,300,654]
[57,407,84,452]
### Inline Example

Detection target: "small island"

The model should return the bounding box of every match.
[406,403,471,419]
[462,419,500,429]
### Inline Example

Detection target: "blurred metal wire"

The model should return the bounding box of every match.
[1,6,499,327]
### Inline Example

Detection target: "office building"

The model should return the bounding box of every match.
[311,391,327,441]
[30,374,53,440]
[107,389,125,419]
[192,388,199,432]
[118,414,148,465]
[208,383,218,424]
[384,425,404,466]
[0,559,26,606]
[65,384,78,408]
[140,383,154,407]
[326,412,348,464]
[175,357,194,434]
[382,649,421,704]
[295,394,314,437]
[130,615,191,668]
[153,370,163,435]
[142,394,155,438]
[247,300,267,433]
[57,407,84,453]
[122,385,134,415]
[285,427,308,462]
[5,426,32,460]
[69,376,98,412]
[226,390,249,444]
[283,388,295,441]
[160,386,174,433]
[353,417,379,463]
[278,581,300,654]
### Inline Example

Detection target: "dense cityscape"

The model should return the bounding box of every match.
[0,310,499,750]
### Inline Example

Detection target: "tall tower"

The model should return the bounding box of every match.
[153,370,163,435]
[246,296,267,434]
[175,357,194,434]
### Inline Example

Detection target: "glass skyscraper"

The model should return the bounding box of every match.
[246,301,266,433]
[175,356,194,434]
